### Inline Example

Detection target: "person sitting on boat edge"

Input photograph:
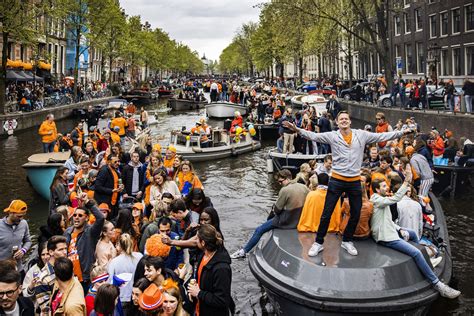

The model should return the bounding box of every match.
[230,111,243,133]
[191,121,210,148]
[231,169,309,259]
[370,167,461,299]
[283,110,415,257]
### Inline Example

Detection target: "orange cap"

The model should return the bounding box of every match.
[98,203,111,212]
[132,203,144,211]
[4,200,27,213]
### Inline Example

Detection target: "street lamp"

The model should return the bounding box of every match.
[428,43,441,88]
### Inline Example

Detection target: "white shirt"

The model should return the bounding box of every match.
[108,252,143,302]
[396,195,423,239]
[4,302,19,316]
[210,82,218,91]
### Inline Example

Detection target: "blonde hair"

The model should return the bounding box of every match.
[90,265,107,280]
[308,174,319,190]
[119,233,134,256]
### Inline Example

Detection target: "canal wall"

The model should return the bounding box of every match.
[340,101,474,141]
[0,97,116,136]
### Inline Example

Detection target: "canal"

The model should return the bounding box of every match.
[0,99,472,315]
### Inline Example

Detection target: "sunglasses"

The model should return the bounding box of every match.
[73,213,85,218]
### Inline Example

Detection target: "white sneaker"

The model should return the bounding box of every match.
[430,256,443,268]
[230,249,246,259]
[308,242,324,257]
[434,281,461,299]
[341,241,358,256]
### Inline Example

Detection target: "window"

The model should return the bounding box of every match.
[441,50,451,75]
[404,0,410,7]
[417,43,425,74]
[466,5,474,31]
[440,12,448,35]
[429,0,436,3]
[415,9,423,30]
[404,13,411,33]
[430,15,437,37]
[405,44,414,73]
[395,45,401,58]
[452,48,462,75]
[467,46,474,75]
[452,8,461,34]
[395,15,401,35]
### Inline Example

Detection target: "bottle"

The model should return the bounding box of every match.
[11,245,19,259]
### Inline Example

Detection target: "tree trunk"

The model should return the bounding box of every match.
[348,33,353,88]
[108,55,113,82]
[73,25,81,100]
[0,31,8,114]
[298,56,303,84]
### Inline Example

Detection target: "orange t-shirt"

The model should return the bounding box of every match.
[110,117,128,136]
[196,254,213,316]
[68,231,83,282]
[342,131,352,145]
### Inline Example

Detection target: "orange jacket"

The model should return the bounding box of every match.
[38,120,58,143]
[430,136,445,156]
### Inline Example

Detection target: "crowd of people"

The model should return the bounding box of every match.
[1,76,469,315]
[5,81,111,113]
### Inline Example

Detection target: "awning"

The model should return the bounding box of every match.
[16,70,34,81]
[25,71,44,82]
[38,61,51,70]
[6,70,27,81]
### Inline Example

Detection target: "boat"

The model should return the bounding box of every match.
[290,94,328,114]
[205,102,248,118]
[158,88,173,97]
[121,90,153,106]
[253,122,280,141]
[249,192,453,315]
[432,164,474,198]
[267,149,327,174]
[167,129,261,162]
[22,151,71,200]
[168,98,208,111]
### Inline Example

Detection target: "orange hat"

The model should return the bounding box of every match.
[4,200,27,213]
[145,234,171,258]
[99,203,111,212]
[132,203,144,211]
[167,145,177,153]
[139,284,163,311]
[405,146,415,156]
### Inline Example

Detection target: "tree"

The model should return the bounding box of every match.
[0,0,44,113]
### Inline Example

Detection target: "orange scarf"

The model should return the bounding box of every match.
[176,172,194,191]
[163,157,174,169]
[109,166,119,205]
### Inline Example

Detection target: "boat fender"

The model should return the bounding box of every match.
[192,147,203,153]
[231,146,237,157]
[267,157,274,173]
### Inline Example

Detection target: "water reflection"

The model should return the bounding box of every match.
[0,100,471,315]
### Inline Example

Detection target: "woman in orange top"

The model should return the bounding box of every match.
[38,114,58,152]
[174,160,202,198]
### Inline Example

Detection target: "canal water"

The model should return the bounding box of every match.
[0,99,472,315]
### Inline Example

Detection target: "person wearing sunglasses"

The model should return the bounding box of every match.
[64,195,105,295]
[0,200,31,275]
[0,259,34,316]
[283,111,414,257]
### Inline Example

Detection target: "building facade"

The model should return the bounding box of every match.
[356,0,474,85]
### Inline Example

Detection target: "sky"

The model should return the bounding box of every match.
[120,0,262,61]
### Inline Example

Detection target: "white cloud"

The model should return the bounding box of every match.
[120,0,262,60]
